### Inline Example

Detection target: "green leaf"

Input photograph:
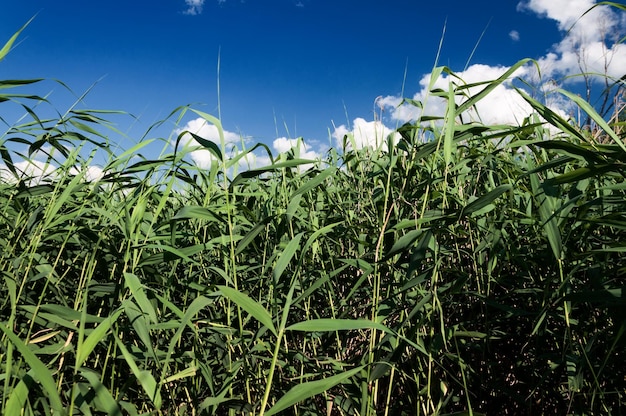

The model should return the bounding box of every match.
[80,369,122,415]
[265,366,365,416]
[517,88,586,142]
[273,232,304,281]
[103,139,155,172]
[291,167,336,197]
[160,296,214,383]
[287,318,391,333]
[533,140,605,163]
[188,108,228,154]
[558,88,626,152]
[171,206,225,223]
[385,229,423,259]
[299,222,342,259]
[162,366,197,384]
[122,300,155,358]
[114,339,162,409]
[138,243,208,266]
[453,330,488,338]
[230,160,318,188]
[218,285,277,336]
[76,309,123,369]
[0,324,66,415]
[455,58,532,115]
[236,217,274,256]
[0,16,36,61]
[4,371,34,416]
[123,272,158,324]
[544,165,616,185]
[532,174,563,260]
[443,80,456,167]
[460,184,512,217]
[186,131,223,161]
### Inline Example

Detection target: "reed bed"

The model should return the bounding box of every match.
[1,9,626,415]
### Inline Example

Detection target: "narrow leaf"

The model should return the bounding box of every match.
[160,296,214,383]
[114,339,162,409]
[230,160,317,188]
[265,366,365,416]
[0,324,65,415]
[0,16,36,61]
[559,88,626,152]
[460,185,512,217]
[287,318,391,333]
[218,285,276,336]
[76,309,123,369]
[291,167,336,197]
[385,229,423,259]
[273,232,304,281]
[80,370,122,415]
[123,272,158,324]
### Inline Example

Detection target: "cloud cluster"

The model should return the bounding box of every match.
[371,0,623,132]
[176,118,242,168]
[379,64,536,126]
[176,118,321,171]
[273,137,319,159]
[521,0,626,79]
[183,0,206,15]
[0,160,104,186]
[332,117,400,151]
[0,160,55,185]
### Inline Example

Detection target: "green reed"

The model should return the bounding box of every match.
[1,7,626,415]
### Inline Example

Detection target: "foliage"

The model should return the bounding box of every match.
[1,11,626,416]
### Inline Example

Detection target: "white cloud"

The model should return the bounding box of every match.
[228,142,319,174]
[519,0,626,79]
[0,160,56,185]
[175,117,242,169]
[233,150,272,171]
[332,118,400,151]
[381,64,537,126]
[273,137,319,160]
[518,0,599,33]
[509,30,520,42]
[377,0,622,130]
[0,160,108,185]
[175,118,324,171]
[69,165,104,182]
[272,137,320,171]
[184,0,206,15]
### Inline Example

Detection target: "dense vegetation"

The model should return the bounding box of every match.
[1,8,626,415]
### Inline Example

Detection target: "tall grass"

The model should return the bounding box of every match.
[1,8,626,415]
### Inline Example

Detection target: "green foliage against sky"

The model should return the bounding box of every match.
[1,6,626,415]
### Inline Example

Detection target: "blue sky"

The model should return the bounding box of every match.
[1,0,625,171]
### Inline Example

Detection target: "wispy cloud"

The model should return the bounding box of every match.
[183,0,206,15]
[509,30,520,42]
